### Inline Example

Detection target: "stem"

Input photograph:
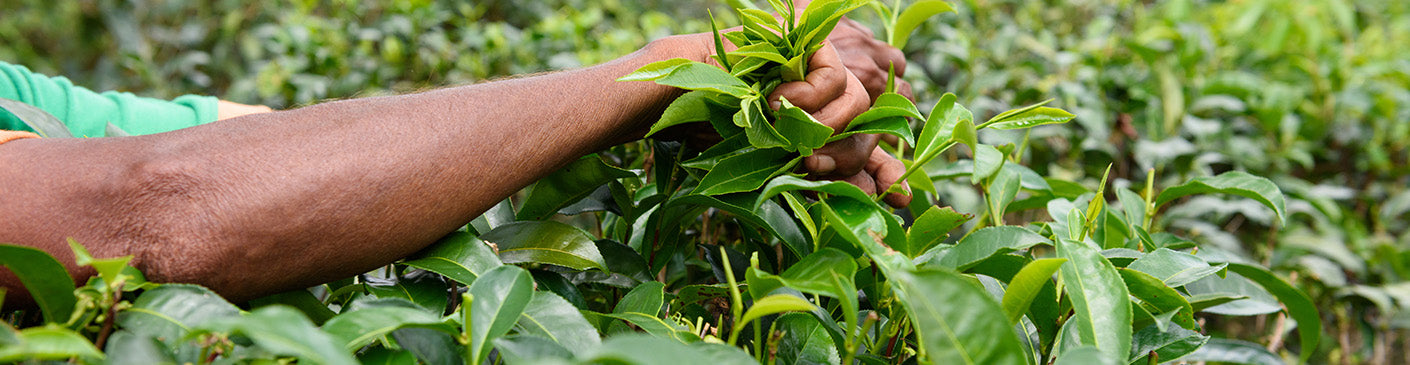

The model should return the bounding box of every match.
[842,313,880,365]
[461,293,476,365]
[876,140,958,203]
[722,247,746,346]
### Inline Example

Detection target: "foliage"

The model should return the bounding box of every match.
[3,0,1406,363]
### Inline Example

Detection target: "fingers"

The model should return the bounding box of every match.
[807,133,877,177]
[866,147,912,208]
[769,45,849,113]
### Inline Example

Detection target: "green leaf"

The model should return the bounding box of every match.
[514,292,601,356]
[980,99,1052,128]
[1056,237,1132,359]
[1180,338,1285,365]
[192,306,358,365]
[796,0,871,52]
[103,331,175,365]
[621,60,753,97]
[391,328,463,365]
[1154,171,1287,224]
[468,265,536,365]
[1128,324,1209,364]
[618,59,693,81]
[480,221,607,271]
[517,155,636,220]
[775,97,836,154]
[1053,346,1119,365]
[984,107,1075,130]
[755,175,878,210]
[774,313,841,365]
[836,93,920,145]
[492,335,574,364]
[1223,263,1321,362]
[649,91,737,139]
[1118,268,1197,330]
[695,147,797,196]
[738,294,819,329]
[0,244,75,324]
[614,281,666,316]
[596,312,701,343]
[403,232,503,285]
[986,165,1021,222]
[581,334,752,365]
[0,325,104,363]
[904,206,969,258]
[116,284,241,363]
[530,269,588,309]
[0,97,72,138]
[890,269,1026,365]
[323,298,454,352]
[67,238,132,288]
[248,289,337,325]
[936,226,1051,271]
[1126,248,1226,288]
[728,42,789,65]
[366,274,450,313]
[1001,258,1066,324]
[951,117,978,151]
[891,0,955,49]
[915,93,970,162]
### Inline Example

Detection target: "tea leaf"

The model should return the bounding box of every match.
[891,269,1026,365]
[468,265,535,365]
[1001,258,1066,324]
[514,292,601,355]
[984,107,1075,130]
[403,232,503,285]
[480,221,607,272]
[936,226,1050,271]
[1056,237,1133,359]
[695,147,797,196]
[1154,171,1287,224]
[0,244,75,324]
[517,154,636,220]
[0,325,104,363]
[1223,263,1320,362]
[904,206,970,258]
[891,0,955,49]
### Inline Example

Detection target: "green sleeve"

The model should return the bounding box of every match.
[0,61,219,137]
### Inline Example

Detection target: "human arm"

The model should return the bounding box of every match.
[0,33,889,304]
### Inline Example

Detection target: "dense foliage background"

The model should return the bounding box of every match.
[2,0,1408,363]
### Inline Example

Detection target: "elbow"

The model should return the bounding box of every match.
[107,153,230,293]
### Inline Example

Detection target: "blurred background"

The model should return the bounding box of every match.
[2,0,1408,362]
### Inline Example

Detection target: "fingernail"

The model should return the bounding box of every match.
[769,100,782,110]
[808,155,836,175]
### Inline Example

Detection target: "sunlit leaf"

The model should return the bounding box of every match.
[1154,171,1287,224]
[1001,258,1066,324]
[890,269,1026,365]
[1056,237,1132,359]
[480,221,607,271]
[467,266,535,365]
[403,232,503,285]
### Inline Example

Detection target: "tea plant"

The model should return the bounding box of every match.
[1,1,1327,364]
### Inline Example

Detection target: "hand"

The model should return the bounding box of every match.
[766,44,911,208]
[827,18,914,102]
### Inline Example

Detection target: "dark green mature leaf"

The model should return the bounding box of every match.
[530,270,588,309]
[403,232,502,285]
[357,347,417,365]
[1056,237,1132,359]
[890,269,1026,365]
[756,175,877,210]
[581,334,753,365]
[0,97,72,138]
[514,292,601,356]
[117,284,240,362]
[468,265,535,365]
[480,221,607,271]
[1001,258,1066,324]
[620,60,753,97]
[492,335,574,364]
[1126,248,1226,288]
[392,328,463,365]
[0,325,104,363]
[1223,263,1321,362]
[322,298,454,352]
[904,206,969,258]
[1180,338,1285,365]
[936,226,1051,271]
[104,331,174,365]
[748,248,859,343]
[517,155,636,220]
[248,289,337,325]
[1154,171,1287,224]
[366,274,449,313]
[1118,268,1197,330]
[774,313,841,365]
[614,281,666,316]
[0,244,75,324]
[1128,324,1209,364]
[984,107,1075,130]
[891,0,956,49]
[192,306,358,365]
[986,165,1021,221]
[695,147,797,196]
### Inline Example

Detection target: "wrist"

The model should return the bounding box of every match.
[643,33,716,65]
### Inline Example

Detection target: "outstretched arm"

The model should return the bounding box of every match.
[0,33,883,304]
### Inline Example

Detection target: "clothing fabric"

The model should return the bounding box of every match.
[0,61,218,137]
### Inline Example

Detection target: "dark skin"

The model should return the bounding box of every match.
[0,27,913,309]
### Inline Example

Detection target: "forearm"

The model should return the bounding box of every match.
[0,35,709,302]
